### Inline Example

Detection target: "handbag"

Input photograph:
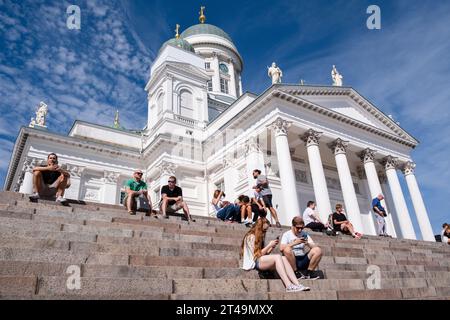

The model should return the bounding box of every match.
[135,194,150,212]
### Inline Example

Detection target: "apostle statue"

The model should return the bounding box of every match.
[34,102,48,127]
[268,62,283,84]
[331,65,343,87]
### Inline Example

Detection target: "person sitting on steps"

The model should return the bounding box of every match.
[280,217,323,280]
[123,169,153,216]
[211,190,231,220]
[29,153,70,204]
[160,176,195,222]
[302,201,329,232]
[332,203,362,240]
[241,217,310,292]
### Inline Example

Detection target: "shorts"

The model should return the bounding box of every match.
[295,254,311,271]
[164,203,183,213]
[39,179,59,197]
[254,259,261,271]
[262,195,273,208]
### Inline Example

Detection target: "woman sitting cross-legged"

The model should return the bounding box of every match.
[241,217,310,292]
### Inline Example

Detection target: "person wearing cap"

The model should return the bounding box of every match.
[123,170,152,216]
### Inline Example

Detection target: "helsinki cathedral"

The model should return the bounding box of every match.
[4,7,435,241]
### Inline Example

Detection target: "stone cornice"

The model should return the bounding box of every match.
[146,61,210,93]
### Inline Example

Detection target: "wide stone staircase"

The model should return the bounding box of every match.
[0,191,449,300]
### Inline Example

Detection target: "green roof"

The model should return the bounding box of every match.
[181,24,233,43]
[159,38,195,55]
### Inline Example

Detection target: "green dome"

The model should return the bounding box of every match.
[181,24,233,43]
[159,38,195,55]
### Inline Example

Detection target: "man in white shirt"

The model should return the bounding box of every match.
[280,216,323,280]
[302,201,328,232]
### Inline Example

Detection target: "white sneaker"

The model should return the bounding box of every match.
[29,193,40,201]
[56,196,67,204]
[286,284,310,292]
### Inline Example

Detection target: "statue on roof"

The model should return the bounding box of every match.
[268,62,283,84]
[113,110,120,129]
[331,65,343,87]
[29,101,48,128]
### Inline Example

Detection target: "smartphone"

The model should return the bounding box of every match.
[276,236,280,240]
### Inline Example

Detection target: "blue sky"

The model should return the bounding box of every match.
[0,0,449,237]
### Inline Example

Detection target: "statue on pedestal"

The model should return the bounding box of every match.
[29,102,48,128]
[331,65,343,87]
[268,62,283,84]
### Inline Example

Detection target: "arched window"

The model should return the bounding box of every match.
[156,93,164,115]
[179,90,193,118]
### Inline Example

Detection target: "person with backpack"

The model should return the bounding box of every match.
[372,194,390,237]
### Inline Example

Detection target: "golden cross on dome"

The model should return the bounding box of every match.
[175,24,180,39]
[199,6,206,24]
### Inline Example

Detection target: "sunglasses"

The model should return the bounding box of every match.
[135,172,143,175]
[295,226,304,230]
[168,180,175,183]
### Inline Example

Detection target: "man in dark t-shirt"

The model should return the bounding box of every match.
[29,153,70,203]
[332,204,362,239]
[160,176,194,222]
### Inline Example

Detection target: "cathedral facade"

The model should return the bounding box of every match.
[4,12,435,241]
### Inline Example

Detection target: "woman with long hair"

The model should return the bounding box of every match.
[241,217,310,292]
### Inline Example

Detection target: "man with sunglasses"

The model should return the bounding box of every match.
[123,170,152,216]
[280,217,323,280]
[160,176,194,222]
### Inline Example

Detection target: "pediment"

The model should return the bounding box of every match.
[278,85,418,144]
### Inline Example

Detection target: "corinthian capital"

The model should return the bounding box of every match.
[381,155,398,171]
[22,157,40,173]
[328,138,348,155]
[402,161,416,176]
[301,129,322,147]
[359,148,376,164]
[158,161,177,176]
[245,136,261,155]
[269,117,291,137]
[103,170,120,183]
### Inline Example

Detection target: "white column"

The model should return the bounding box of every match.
[164,75,173,114]
[359,149,397,237]
[329,139,364,232]
[378,170,399,238]
[102,171,120,205]
[63,165,84,200]
[238,75,243,96]
[402,162,435,241]
[228,58,237,98]
[382,156,416,240]
[245,136,266,188]
[301,129,332,222]
[19,157,35,194]
[270,118,300,223]
[212,52,221,92]
[223,155,239,202]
